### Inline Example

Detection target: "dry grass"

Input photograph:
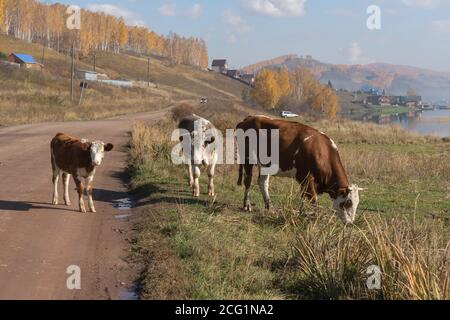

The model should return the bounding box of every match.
[286,210,449,300]
[314,119,439,145]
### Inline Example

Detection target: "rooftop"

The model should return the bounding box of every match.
[11,53,38,64]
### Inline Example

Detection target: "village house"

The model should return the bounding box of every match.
[390,96,407,106]
[76,70,109,81]
[405,96,423,108]
[76,70,98,81]
[240,74,255,86]
[8,53,43,70]
[211,59,228,73]
[226,69,240,78]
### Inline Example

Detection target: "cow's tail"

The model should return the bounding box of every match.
[237,164,244,186]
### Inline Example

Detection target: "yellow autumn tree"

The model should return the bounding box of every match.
[275,68,291,96]
[0,0,4,32]
[251,69,282,109]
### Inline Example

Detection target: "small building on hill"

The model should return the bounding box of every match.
[211,59,228,73]
[77,70,98,81]
[240,74,255,86]
[226,69,240,78]
[8,53,43,70]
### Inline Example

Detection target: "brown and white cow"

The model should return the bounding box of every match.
[236,116,364,224]
[50,133,114,213]
[178,114,218,197]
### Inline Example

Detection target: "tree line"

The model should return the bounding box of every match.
[0,0,209,68]
[251,68,339,120]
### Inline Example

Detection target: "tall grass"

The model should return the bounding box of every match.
[285,210,449,300]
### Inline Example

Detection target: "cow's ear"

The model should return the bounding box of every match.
[81,142,92,151]
[205,136,215,146]
[105,143,114,152]
[337,187,350,197]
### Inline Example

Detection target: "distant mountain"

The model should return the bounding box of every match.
[241,55,450,102]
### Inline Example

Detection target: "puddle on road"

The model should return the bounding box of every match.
[118,287,139,300]
[113,198,134,221]
[113,198,133,210]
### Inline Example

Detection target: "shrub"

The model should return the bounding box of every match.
[171,103,195,122]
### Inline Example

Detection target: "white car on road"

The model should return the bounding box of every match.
[280,111,299,118]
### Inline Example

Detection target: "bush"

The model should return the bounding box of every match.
[171,103,195,122]
[0,52,7,60]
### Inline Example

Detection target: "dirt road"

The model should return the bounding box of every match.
[0,109,169,300]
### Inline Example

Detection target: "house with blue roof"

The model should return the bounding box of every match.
[8,53,43,70]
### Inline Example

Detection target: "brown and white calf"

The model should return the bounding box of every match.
[50,133,114,213]
[236,116,364,224]
[178,114,218,197]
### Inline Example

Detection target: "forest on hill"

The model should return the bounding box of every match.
[0,0,208,68]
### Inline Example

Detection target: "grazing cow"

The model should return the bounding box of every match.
[178,114,218,197]
[50,133,114,213]
[236,116,364,224]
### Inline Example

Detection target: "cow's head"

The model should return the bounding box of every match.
[89,141,114,166]
[180,118,216,166]
[333,185,365,224]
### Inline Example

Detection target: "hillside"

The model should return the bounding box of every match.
[0,35,248,125]
[242,55,450,102]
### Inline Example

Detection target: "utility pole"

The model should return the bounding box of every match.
[147,57,150,87]
[70,43,75,102]
[41,44,45,65]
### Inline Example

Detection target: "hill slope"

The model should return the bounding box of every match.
[242,55,450,102]
[0,35,248,125]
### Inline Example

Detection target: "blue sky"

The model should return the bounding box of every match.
[48,0,450,71]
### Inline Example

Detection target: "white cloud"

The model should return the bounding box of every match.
[243,0,306,17]
[228,34,238,44]
[328,8,357,17]
[348,42,362,63]
[223,10,253,45]
[186,3,203,18]
[158,3,176,16]
[402,0,441,8]
[86,4,145,26]
[432,20,450,35]
[223,10,253,33]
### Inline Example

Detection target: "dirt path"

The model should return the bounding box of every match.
[0,109,169,300]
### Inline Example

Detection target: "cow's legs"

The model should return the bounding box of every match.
[86,175,96,213]
[192,164,201,197]
[62,173,71,206]
[304,175,318,204]
[258,174,271,210]
[74,176,86,213]
[207,163,215,197]
[188,164,194,187]
[52,168,60,205]
[299,174,318,216]
[243,164,254,211]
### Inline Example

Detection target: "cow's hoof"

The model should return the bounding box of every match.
[90,208,97,213]
[243,205,252,212]
[65,202,71,206]
[80,208,87,213]
[208,192,215,197]
[52,201,58,205]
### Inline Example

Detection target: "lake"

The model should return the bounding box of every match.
[369,109,450,137]
[395,109,450,137]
